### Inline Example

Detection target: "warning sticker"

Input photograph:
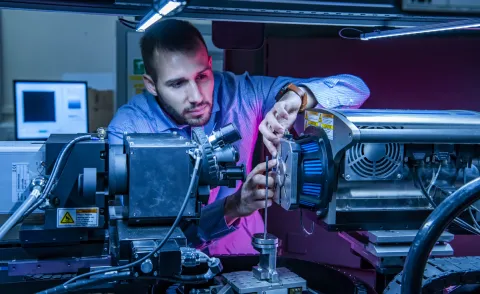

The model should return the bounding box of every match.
[57,207,99,228]
[321,113,334,141]
[304,110,321,129]
[12,163,30,202]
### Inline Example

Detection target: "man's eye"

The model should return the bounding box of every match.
[197,74,207,81]
[171,81,184,88]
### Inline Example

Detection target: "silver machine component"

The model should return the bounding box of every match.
[274,108,480,285]
[251,233,280,283]
[221,268,307,294]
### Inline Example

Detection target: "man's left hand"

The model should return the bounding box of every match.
[259,91,302,156]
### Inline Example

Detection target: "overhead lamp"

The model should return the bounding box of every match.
[136,0,186,32]
[360,18,480,41]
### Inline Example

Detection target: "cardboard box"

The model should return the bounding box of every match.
[88,88,114,132]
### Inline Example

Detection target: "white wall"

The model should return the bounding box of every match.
[0,9,117,140]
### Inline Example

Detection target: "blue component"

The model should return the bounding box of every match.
[304,159,323,175]
[300,142,319,153]
[302,183,322,197]
[299,200,315,207]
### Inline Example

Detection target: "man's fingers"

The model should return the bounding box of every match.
[252,199,273,210]
[259,120,277,142]
[251,174,275,189]
[246,160,277,184]
[263,137,278,157]
[253,188,274,201]
[277,108,289,121]
[266,112,285,134]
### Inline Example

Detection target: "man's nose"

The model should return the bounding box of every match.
[187,81,202,103]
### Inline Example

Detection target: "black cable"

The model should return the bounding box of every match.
[119,18,137,30]
[401,176,480,294]
[16,135,93,225]
[413,167,480,235]
[36,271,131,294]
[58,154,202,288]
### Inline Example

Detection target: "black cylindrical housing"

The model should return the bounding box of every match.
[209,123,242,147]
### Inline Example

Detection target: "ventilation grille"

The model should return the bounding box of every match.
[345,126,403,180]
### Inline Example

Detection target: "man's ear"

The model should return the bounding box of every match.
[208,55,212,68]
[143,74,158,96]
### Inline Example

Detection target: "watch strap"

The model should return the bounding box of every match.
[276,83,308,112]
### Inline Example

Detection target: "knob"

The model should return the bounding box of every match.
[140,259,153,274]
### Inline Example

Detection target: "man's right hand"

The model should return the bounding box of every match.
[224,159,277,225]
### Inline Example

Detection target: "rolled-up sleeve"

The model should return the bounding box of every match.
[182,198,240,250]
[243,72,370,120]
[299,74,370,109]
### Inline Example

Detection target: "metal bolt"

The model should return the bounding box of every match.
[154,253,158,258]
[134,272,139,277]
[134,253,139,259]
[154,271,158,276]
[396,174,402,179]
[345,174,351,180]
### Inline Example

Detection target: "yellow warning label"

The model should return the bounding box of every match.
[57,207,99,228]
[60,212,74,224]
[320,113,334,140]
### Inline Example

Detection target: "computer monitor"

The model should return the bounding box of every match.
[14,80,89,140]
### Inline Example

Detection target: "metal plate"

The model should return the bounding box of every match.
[274,139,299,211]
[365,230,454,244]
[222,267,306,293]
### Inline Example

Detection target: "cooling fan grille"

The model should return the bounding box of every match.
[345,126,403,180]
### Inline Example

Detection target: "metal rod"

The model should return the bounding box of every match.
[359,128,480,143]
[264,156,268,239]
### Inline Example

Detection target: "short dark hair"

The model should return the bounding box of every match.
[140,19,207,81]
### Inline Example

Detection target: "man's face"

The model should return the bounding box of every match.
[143,45,214,126]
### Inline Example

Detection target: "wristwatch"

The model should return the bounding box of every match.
[275,83,309,112]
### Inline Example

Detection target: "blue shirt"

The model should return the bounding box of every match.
[107,71,370,251]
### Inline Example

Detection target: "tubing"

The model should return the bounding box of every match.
[401,176,480,294]
[36,271,131,294]
[0,186,41,240]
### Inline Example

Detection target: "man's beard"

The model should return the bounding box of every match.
[156,95,212,127]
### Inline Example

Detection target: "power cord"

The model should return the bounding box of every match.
[338,28,364,40]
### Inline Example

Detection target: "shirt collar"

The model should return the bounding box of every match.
[144,87,221,133]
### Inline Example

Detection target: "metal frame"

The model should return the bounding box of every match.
[116,21,133,110]
[178,1,472,28]
[0,0,477,28]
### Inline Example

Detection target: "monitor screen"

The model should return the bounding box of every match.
[14,81,88,140]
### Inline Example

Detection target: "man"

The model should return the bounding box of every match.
[108,19,370,255]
